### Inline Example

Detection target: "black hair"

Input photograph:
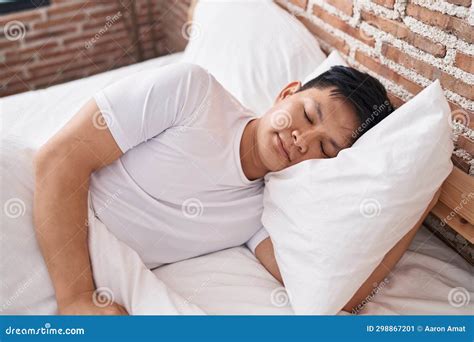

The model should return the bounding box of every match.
[299,65,394,140]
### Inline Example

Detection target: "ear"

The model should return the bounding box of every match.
[275,81,302,104]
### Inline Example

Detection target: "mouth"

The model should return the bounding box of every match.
[275,133,291,163]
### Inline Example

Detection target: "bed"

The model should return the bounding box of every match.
[1,51,472,315]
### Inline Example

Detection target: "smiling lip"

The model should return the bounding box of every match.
[275,134,290,163]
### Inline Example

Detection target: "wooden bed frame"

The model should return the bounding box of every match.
[432,167,473,244]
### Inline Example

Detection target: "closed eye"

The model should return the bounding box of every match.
[304,109,312,124]
[320,141,328,157]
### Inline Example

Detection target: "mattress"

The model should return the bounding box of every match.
[1,52,472,315]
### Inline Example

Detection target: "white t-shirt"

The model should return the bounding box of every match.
[90,63,269,268]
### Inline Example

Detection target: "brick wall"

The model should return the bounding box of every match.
[2,0,473,177]
[275,0,473,262]
[145,0,474,176]
[160,0,192,54]
[0,0,165,97]
[277,0,473,176]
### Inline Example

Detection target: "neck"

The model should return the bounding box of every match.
[240,118,268,181]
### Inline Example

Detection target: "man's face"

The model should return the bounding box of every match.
[256,82,360,172]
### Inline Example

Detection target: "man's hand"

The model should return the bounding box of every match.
[58,290,128,315]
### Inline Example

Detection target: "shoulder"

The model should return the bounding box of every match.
[160,62,210,83]
[152,63,211,99]
[175,62,209,76]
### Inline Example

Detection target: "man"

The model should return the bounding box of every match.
[34,63,438,315]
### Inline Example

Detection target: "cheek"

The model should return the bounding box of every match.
[256,124,273,159]
[256,131,285,171]
[291,141,325,165]
[266,103,296,132]
[293,149,322,165]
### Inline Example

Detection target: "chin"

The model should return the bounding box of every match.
[261,154,280,174]
[267,157,286,173]
[274,163,287,172]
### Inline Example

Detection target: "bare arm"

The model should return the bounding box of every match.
[255,190,441,312]
[34,99,124,315]
[342,190,440,313]
[255,236,284,285]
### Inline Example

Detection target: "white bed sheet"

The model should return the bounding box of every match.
[1,53,472,315]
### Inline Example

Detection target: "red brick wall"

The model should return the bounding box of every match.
[0,0,165,97]
[2,0,473,175]
[277,0,473,176]
[160,0,192,54]
[139,0,474,176]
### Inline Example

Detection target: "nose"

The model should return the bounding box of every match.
[292,130,307,154]
[292,128,320,154]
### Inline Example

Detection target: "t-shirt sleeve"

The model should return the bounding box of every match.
[93,63,210,153]
[246,227,270,255]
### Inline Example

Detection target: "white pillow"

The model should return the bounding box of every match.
[262,80,454,314]
[303,50,348,84]
[182,0,327,115]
